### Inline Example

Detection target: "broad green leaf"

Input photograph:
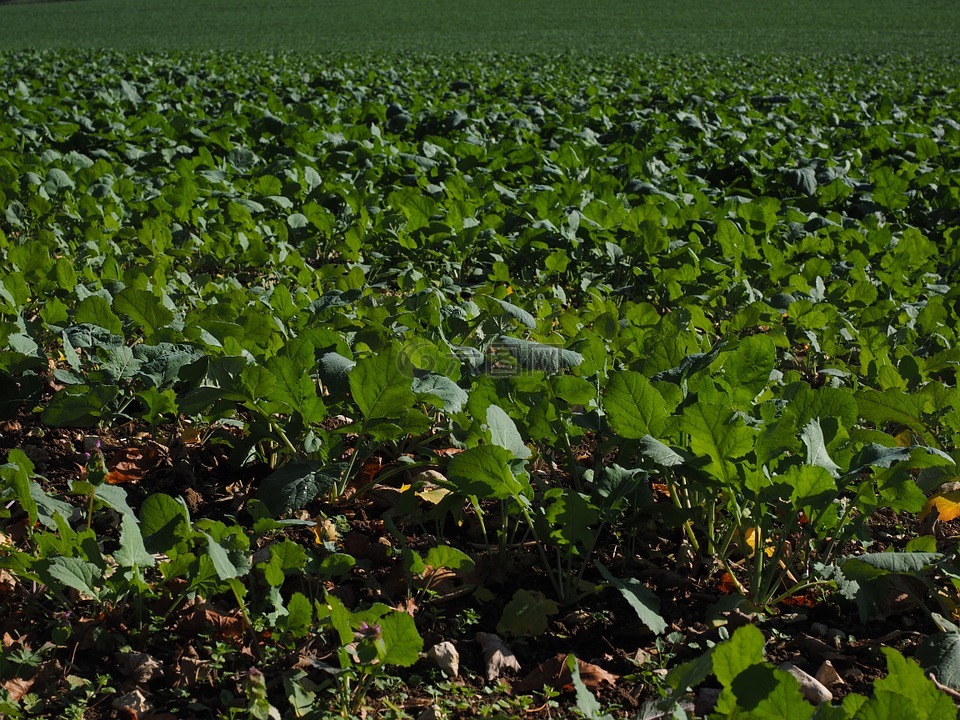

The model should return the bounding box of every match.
[721,334,776,408]
[255,461,338,516]
[486,404,532,459]
[378,611,423,667]
[712,624,766,688]
[349,344,414,420]
[42,385,119,427]
[842,552,941,579]
[595,562,666,635]
[496,336,583,373]
[40,556,102,600]
[113,288,174,340]
[484,296,536,329]
[728,663,814,720]
[604,371,668,439]
[423,545,475,573]
[413,373,468,414]
[862,648,957,719]
[202,532,247,580]
[681,402,757,484]
[496,589,559,637]
[1,449,38,528]
[637,436,685,467]
[139,493,191,554]
[74,295,123,334]
[550,375,595,405]
[801,418,842,477]
[856,388,936,446]
[541,488,599,548]
[282,592,313,638]
[917,632,960,691]
[115,513,155,568]
[446,445,529,501]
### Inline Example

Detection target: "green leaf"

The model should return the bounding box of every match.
[842,552,941,579]
[801,418,842,477]
[40,556,102,600]
[484,296,536,329]
[568,654,612,720]
[75,295,123,334]
[604,371,669,439]
[423,545,475,573]
[713,624,766,688]
[378,610,423,667]
[41,385,119,427]
[115,513,155,568]
[550,375,596,405]
[541,488,599,548]
[412,373,468,414]
[729,663,814,719]
[113,288,174,340]
[595,562,666,635]
[255,461,338,516]
[282,592,313,638]
[139,492,191,554]
[865,647,956,719]
[486,404,532,459]
[721,334,776,408]
[202,532,248,581]
[446,445,529,501]
[637,436,685,467]
[496,336,583,373]
[681,402,757,484]
[258,539,308,587]
[856,388,936,446]
[349,344,414,420]
[917,632,960,691]
[1,449,38,527]
[496,589,559,637]
[783,166,818,196]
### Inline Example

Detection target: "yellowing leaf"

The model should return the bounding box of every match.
[743,527,775,557]
[921,491,960,522]
[417,487,451,505]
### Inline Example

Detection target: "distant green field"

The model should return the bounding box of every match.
[0,0,958,54]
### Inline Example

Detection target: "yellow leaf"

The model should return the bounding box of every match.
[743,527,775,557]
[417,487,451,505]
[311,518,338,544]
[921,491,960,522]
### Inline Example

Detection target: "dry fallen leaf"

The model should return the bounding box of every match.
[513,653,618,694]
[427,641,460,677]
[105,442,166,485]
[2,677,33,702]
[117,650,164,683]
[476,632,521,681]
[112,689,152,717]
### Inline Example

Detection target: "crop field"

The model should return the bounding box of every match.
[2,5,960,720]
[1,0,960,53]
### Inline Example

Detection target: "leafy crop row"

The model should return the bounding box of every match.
[1,51,959,717]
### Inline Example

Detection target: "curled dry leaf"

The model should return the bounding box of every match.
[116,650,164,683]
[174,646,216,688]
[476,632,520,681]
[427,641,460,677]
[105,442,166,485]
[2,676,33,702]
[513,653,618,694]
[112,688,152,717]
